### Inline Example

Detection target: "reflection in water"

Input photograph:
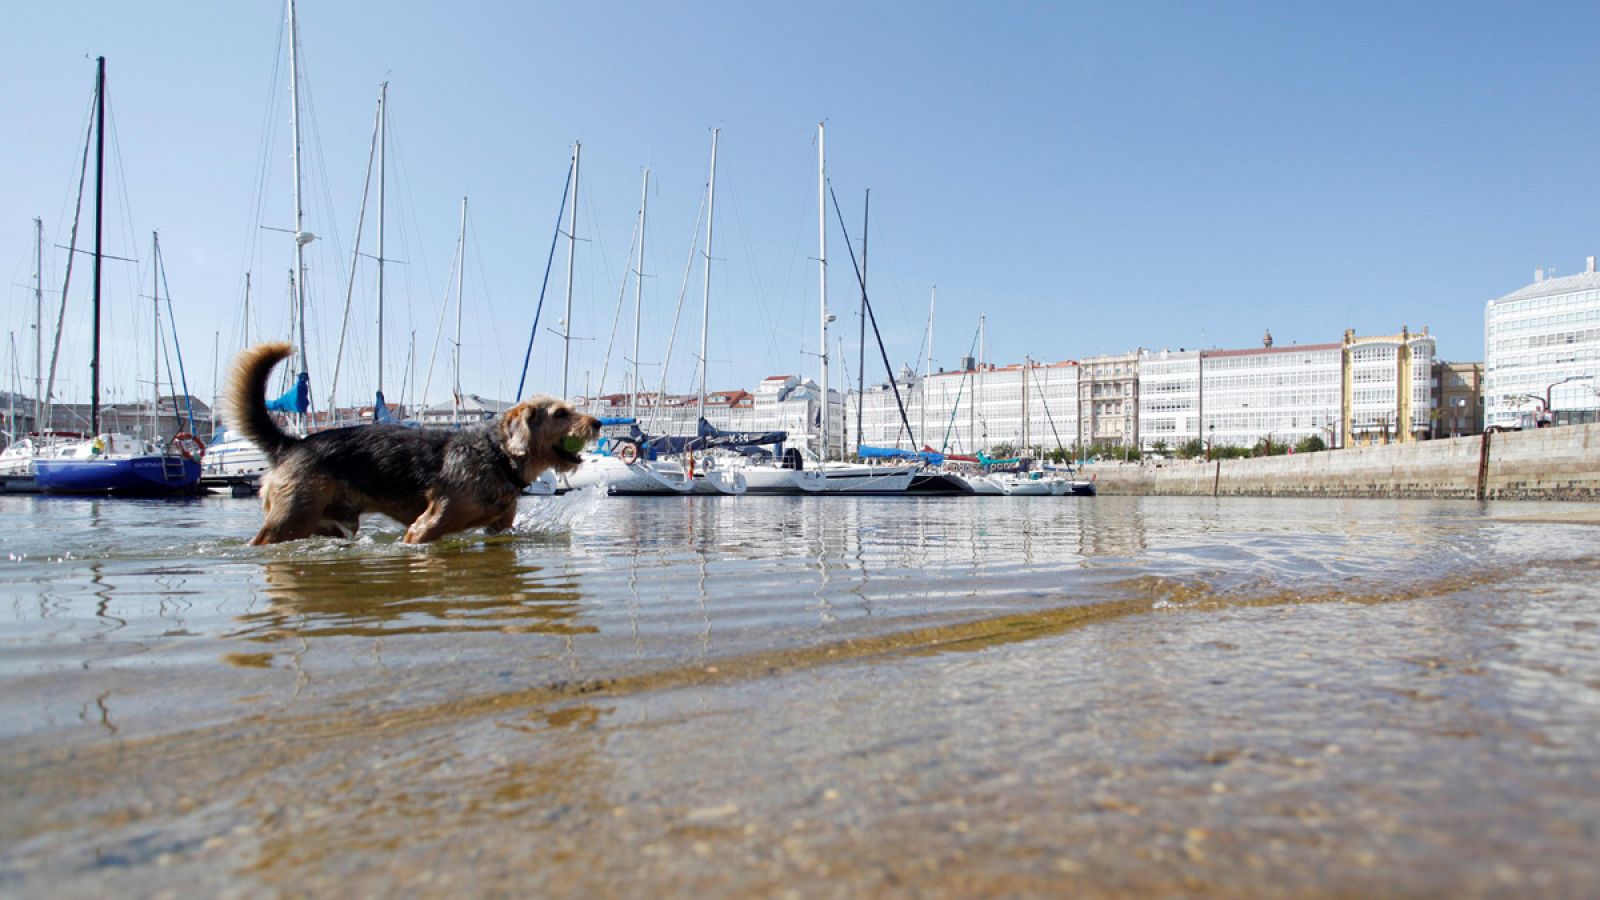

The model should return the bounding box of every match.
[2,495,1600,895]
[236,544,591,642]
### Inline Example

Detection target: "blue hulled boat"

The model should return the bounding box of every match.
[34,434,201,496]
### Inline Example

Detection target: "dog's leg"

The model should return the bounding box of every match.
[486,502,519,534]
[251,481,330,545]
[403,497,477,544]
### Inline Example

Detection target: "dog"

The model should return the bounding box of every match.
[225,342,599,545]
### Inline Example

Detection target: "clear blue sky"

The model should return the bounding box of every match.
[3,1,1597,412]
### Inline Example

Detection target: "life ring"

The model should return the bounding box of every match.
[615,441,639,464]
[171,431,207,460]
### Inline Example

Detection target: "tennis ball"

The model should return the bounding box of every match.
[562,435,586,453]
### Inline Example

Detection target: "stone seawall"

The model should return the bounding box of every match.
[1086,423,1600,501]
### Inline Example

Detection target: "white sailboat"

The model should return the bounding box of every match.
[808,123,914,494]
[206,0,317,479]
[555,143,690,496]
[0,218,82,482]
[684,129,745,496]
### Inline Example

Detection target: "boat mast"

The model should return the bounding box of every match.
[1022,354,1031,453]
[242,272,251,348]
[630,167,648,420]
[90,56,105,436]
[453,196,466,425]
[816,122,829,461]
[152,232,161,439]
[561,141,580,400]
[697,129,718,426]
[375,81,387,405]
[286,0,313,414]
[32,218,43,430]
[977,314,986,452]
[856,188,868,454]
[922,285,934,451]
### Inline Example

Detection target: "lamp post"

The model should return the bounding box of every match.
[1542,375,1593,427]
[1205,423,1215,461]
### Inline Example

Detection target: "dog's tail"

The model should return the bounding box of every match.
[223,342,298,463]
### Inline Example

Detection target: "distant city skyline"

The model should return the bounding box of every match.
[3,2,1597,412]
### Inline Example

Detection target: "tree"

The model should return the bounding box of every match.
[1294,435,1326,454]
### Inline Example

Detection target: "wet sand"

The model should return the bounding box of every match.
[5,564,1600,895]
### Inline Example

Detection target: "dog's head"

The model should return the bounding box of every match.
[499,397,601,475]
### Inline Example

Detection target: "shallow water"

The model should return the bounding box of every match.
[2,492,1598,895]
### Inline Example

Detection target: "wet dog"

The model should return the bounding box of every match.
[225,342,599,545]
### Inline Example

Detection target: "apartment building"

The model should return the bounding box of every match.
[1484,259,1600,430]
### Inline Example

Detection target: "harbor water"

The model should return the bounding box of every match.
[2,491,1598,895]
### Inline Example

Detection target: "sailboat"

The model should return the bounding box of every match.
[206,0,316,480]
[679,129,745,495]
[807,123,914,494]
[0,218,84,484]
[552,144,691,496]
[35,62,201,496]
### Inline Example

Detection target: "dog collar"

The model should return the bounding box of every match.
[490,443,530,490]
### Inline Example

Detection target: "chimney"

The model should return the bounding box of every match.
[1588,256,1597,274]
[1534,268,1544,283]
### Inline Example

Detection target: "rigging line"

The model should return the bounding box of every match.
[940,324,982,453]
[595,210,641,401]
[650,187,706,434]
[466,207,509,398]
[1032,363,1068,453]
[386,110,441,385]
[827,181,916,450]
[158,246,197,435]
[515,158,573,402]
[326,88,381,412]
[418,221,461,412]
[44,85,97,424]
[235,11,285,311]
[725,165,783,383]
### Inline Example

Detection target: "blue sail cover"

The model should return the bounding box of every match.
[373,390,396,424]
[266,372,311,414]
[858,444,943,466]
[617,418,790,456]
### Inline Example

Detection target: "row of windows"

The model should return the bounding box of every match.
[1489,290,1600,316]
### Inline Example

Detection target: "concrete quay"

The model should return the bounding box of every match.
[1086,423,1600,501]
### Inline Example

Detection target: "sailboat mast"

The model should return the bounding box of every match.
[32,218,43,428]
[922,285,934,451]
[697,129,718,426]
[631,167,648,420]
[286,0,311,384]
[561,141,580,400]
[977,314,986,452]
[856,188,868,453]
[1022,354,1031,452]
[453,196,467,424]
[152,232,161,437]
[90,55,105,436]
[375,81,387,399]
[816,122,829,461]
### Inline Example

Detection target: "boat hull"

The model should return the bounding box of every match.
[35,455,201,496]
[558,454,692,495]
[739,465,824,493]
[811,464,917,494]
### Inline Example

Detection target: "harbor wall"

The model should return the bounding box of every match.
[1085,423,1600,501]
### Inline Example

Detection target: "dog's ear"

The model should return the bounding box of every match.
[503,403,545,458]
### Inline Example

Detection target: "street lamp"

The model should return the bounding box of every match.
[1205,423,1215,461]
[1542,375,1594,426]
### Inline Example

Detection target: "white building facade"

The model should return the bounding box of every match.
[850,360,1079,457]
[1484,261,1600,430]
